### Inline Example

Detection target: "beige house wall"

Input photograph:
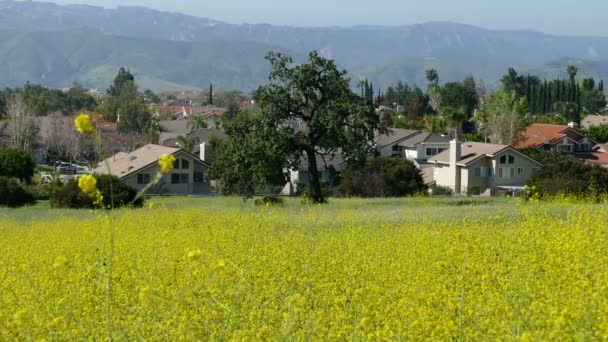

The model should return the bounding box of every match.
[433,149,541,196]
[121,151,209,195]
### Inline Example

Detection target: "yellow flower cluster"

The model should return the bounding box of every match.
[77,174,104,206]
[74,113,94,134]
[158,154,176,174]
[1,198,608,340]
[77,174,97,196]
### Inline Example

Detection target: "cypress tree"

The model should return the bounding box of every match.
[542,81,548,114]
[526,74,532,103]
[209,83,213,105]
[600,80,604,92]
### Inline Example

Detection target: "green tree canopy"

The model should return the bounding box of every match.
[338,157,425,197]
[208,51,384,203]
[100,68,152,134]
[0,148,36,183]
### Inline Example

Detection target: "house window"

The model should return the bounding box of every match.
[498,167,513,179]
[517,167,524,176]
[137,173,151,184]
[179,159,190,169]
[171,173,189,184]
[474,168,481,177]
[579,143,591,151]
[487,167,494,177]
[194,172,204,183]
[426,147,442,156]
[557,144,573,153]
[499,155,515,165]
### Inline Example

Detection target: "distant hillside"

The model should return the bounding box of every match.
[528,58,608,82]
[2,1,608,90]
[0,29,293,91]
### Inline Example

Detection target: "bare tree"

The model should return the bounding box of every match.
[428,87,442,114]
[4,94,37,151]
[41,114,80,163]
[476,90,527,145]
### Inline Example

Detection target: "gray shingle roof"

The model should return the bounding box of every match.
[297,153,346,172]
[93,144,190,178]
[429,142,509,166]
[398,132,450,147]
[375,128,420,148]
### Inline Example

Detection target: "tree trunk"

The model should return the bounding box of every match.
[305,148,325,204]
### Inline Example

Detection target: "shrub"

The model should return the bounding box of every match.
[0,148,36,183]
[254,195,285,207]
[0,176,36,208]
[51,174,144,209]
[431,185,453,196]
[526,152,608,198]
[338,157,426,197]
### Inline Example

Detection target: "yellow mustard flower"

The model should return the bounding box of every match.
[74,113,94,134]
[78,174,98,197]
[158,154,176,174]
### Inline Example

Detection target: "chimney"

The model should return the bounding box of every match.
[449,140,462,194]
[199,143,207,162]
[116,114,121,123]
[568,122,576,128]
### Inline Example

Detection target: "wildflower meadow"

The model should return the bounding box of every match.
[1,197,607,340]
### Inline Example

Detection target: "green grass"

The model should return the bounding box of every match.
[0,196,520,224]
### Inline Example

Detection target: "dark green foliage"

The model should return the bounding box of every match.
[440,78,478,117]
[100,68,152,134]
[0,83,97,116]
[504,67,605,121]
[210,52,383,204]
[206,111,286,197]
[254,195,285,207]
[209,83,213,105]
[0,176,36,208]
[338,157,426,198]
[379,82,429,120]
[525,150,608,197]
[431,185,453,196]
[0,148,36,183]
[462,132,486,142]
[584,124,608,143]
[50,175,144,209]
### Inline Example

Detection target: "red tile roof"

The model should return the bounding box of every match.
[576,152,608,165]
[517,124,573,149]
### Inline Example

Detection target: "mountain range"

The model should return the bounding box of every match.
[1,1,608,91]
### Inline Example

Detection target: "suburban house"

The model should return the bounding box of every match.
[92,144,211,194]
[429,140,542,196]
[283,153,346,195]
[516,123,608,167]
[399,132,451,163]
[375,129,450,162]
[517,123,596,153]
[375,129,421,157]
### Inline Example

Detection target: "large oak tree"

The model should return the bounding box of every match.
[209,51,383,203]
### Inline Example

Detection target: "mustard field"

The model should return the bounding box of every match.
[1,197,608,340]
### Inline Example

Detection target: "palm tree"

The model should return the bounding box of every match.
[175,135,200,153]
[425,69,439,88]
[187,116,207,133]
[567,65,578,83]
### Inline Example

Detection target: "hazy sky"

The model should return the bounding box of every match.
[50,0,608,36]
